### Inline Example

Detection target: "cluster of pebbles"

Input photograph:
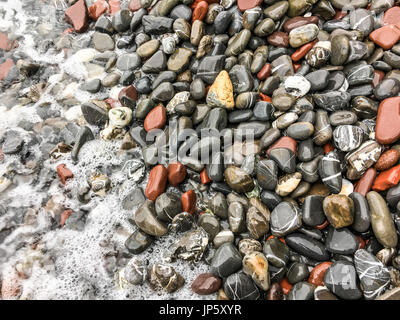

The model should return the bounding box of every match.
[2,0,400,300]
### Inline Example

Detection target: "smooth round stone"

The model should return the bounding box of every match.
[228,110,253,123]
[324,261,362,300]
[347,40,368,64]
[125,229,153,254]
[92,32,115,52]
[270,201,302,236]
[211,243,243,278]
[255,159,277,191]
[267,31,289,47]
[196,55,225,85]
[272,93,296,112]
[302,195,325,227]
[318,152,342,194]
[284,75,311,98]
[323,194,354,229]
[351,96,378,120]
[366,191,398,249]
[269,148,296,173]
[254,18,275,37]
[263,237,289,269]
[264,1,289,20]
[80,79,101,93]
[167,48,192,73]
[228,202,246,234]
[116,53,141,71]
[305,70,329,91]
[214,10,232,34]
[260,128,281,149]
[238,238,262,256]
[142,51,167,73]
[323,20,350,32]
[242,251,270,291]
[207,152,224,182]
[289,24,319,48]
[383,51,400,69]
[136,39,160,58]
[190,78,206,100]
[170,212,194,233]
[297,138,314,162]
[236,121,269,139]
[151,82,175,102]
[173,18,191,41]
[344,61,374,86]
[134,76,152,94]
[324,71,345,92]
[124,258,146,285]
[275,172,302,197]
[235,92,259,110]
[223,272,260,300]
[333,125,363,152]
[253,102,274,121]
[349,192,370,233]
[155,193,182,222]
[297,156,322,183]
[228,65,253,94]
[288,282,315,300]
[198,213,220,239]
[271,54,294,79]
[314,91,351,112]
[191,273,221,295]
[225,29,252,57]
[354,249,390,300]
[325,227,358,255]
[374,78,400,100]
[330,35,350,66]
[305,45,331,68]
[261,75,281,95]
[134,200,168,237]
[329,111,357,126]
[224,166,254,193]
[287,263,310,284]
[287,122,314,140]
[260,191,282,212]
[213,230,235,248]
[285,233,330,261]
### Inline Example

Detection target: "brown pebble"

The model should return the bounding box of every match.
[375,149,400,171]
[191,273,222,295]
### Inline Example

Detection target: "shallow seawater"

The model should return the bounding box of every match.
[0,0,212,300]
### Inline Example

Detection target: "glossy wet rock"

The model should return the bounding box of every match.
[302,195,325,227]
[318,152,342,194]
[191,273,222,295]
[223,272,260,300]
[211,243,242,278]
[224,166,254,193]
[243,251,270,290]
[323,194,354,229]
[285,233,330,261]
[134,200,168,237]
[270,201,302,236]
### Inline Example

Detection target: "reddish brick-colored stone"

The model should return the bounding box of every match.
[182,190,196,215]
[145,165,168,201]
[369,24,400,50]
[89,0,107,20]
[57,164,74,185]
[192,1,208,22]
[372,164,400,191]
[167,162,187,186]
[237,0,262,12]
[144,105,167,132]
[354,167,377,196]
[257,63,271,81]
[65,0,88,33]
[0,59,14,81]
[267,136,297,155]
[308,262,332,287]
[375,149,400,171]
[375,97,400,145]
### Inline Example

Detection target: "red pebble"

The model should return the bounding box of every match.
[323,142,334,154]
[182,190,196,215]
[382,6,400,28]
[257,64,271,81]
[372,69,385,88]
[237,0,263,12]
[354,168,377,196]
[192,1,208,22]
[372,164,400,191]
[167,162,187,186]
[357,236,366,249]
[64,0,88,33]
[375,97,400,145]
[280,278,292,295]
[57,164,74,185]
[334,9,347,20]
[118,85,138,107]
[0,59,14,81]
[293,63,301,72]
[267,136,297,156]
[200,169,211,184]
[60,210,73,226]
[0,32,8,50]
[369,24,400,50]
[291,40,316,62]
[316,220,329,230]
[259,93,272,102]
[145,165,168,201]
[144,105,167,132]
[88,0,107,20]
[108,0,121,14]
[375,149,400,171]
[308,262,332,287]
[128,0,142,11]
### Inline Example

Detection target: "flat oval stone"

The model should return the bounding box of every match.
[289,24,319,48]
[125,229,153,254]
[349,192,371,233]
[228,201,246,234]
[331,35,350,66]
[297,138,314,162]
[287,263,310,284]
[366,191,398,248]
[285,233,330,261]
[333,125,363,152]
[287,122,314,140]
[134,200,168,237]
[318,152,343,194]
[375,97,400,145]
[302,195,325,227]
[271,201,302,236]
[324,261,362,300]
[243,251,270,290]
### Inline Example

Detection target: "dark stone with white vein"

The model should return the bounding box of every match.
[318,152,342,194]
[223,272,260,300]
[270,202,302,237]
[333,125,364,152]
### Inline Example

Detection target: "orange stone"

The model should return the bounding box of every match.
[308,262,332,287]
[65,0,88,33]
[382,6,400,28]
[369,24,400,50]
[323,142,334,154]
[57,164,74,185]
[279,277,292,295]
[182,190,196,214]
[257,64,271,80]
[144,105,167,132]
[145,165,168,201]
[192,1,208,22]
[259,93,272,102]
[200,168,211,184]
[375,149,400,171]
[354,168,377,197]
[357,235,366,249]
[0,59,14,80]
[375,97,400,145]
[315,220,329,230]
[372,69,385,88]
[293,63,301,72]
[291,40,316,62]
[372,164,400,191]
[267,136,297,155]
[88,0,107,20]
[167,162,187,186]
